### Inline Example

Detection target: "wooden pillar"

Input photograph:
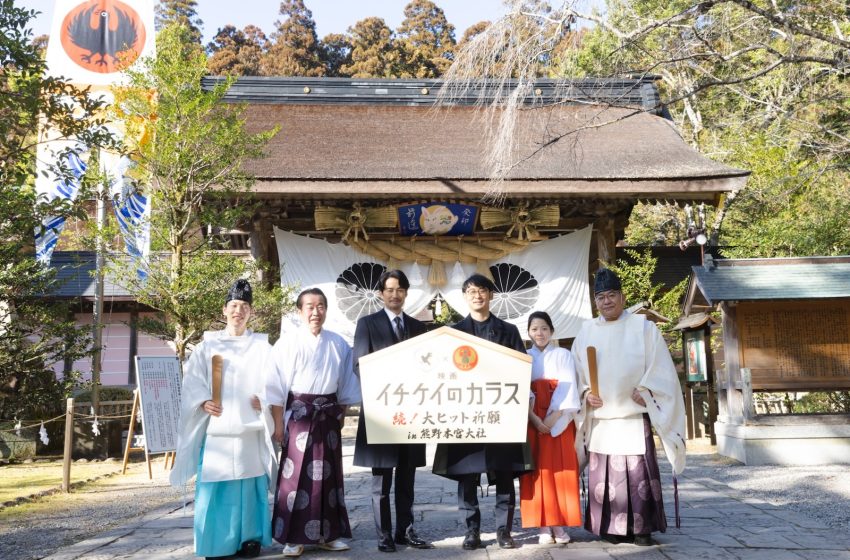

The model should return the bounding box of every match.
[250,219,275,285]
[720,303,739,421]
[595,217,616,267]
[128,308,139,386]
[741,367,754,424]
[62,398,74,492]
[704,324,718,444]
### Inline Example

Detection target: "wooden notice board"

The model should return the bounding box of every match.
[359,326,531,444]
[135,356,182,453]
[738,301,850,390]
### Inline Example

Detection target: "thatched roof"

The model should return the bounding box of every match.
[206,77,748,201]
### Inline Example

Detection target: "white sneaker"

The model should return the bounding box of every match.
[282,543,304,557]
[553,527,571,544]
[317,540,350,552]
[538,529,555,545]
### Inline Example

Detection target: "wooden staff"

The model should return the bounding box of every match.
[211,354,224,405]
[587,346,599,397]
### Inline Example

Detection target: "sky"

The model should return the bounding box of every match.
[16,0,511,44]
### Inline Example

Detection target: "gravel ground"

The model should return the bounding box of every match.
[684,451,850,531]
[0,458,186,560]
[1,445,848,559]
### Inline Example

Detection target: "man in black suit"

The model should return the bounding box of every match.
[432,273,531,551]
[353,270,432,553]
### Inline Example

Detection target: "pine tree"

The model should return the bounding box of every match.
[396,0,456,78]
[321,33,353,77]
[261,0,325,77]
[458,21,490,47]
[155,0,203,43]
[207,25,268,76]
[341,17,400,78]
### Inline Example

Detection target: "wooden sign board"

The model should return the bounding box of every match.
[135,356,182,453]
[359,326,532,444]
[738,301,850,390]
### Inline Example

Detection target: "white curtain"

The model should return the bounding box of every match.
[275,226,592,343]
[440,226,593,339]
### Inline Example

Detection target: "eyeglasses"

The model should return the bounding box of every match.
[594,291,621,303]
[464,288,490,297]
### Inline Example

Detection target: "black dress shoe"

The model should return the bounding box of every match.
[601,533,626,544]
[462,529,481,550]
[633,534,655,546]
[378,533,397,552]
[395,527,433,549]
[496,527,516,549]
[237,540,261,558]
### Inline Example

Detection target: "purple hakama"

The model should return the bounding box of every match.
[272,392,352,545]
[585,414,667,537]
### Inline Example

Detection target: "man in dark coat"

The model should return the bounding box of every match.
[432,273,531,550]
[352,270,432,553]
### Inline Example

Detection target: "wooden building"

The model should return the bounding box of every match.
[48,251,178,386]
[48,77,749,386]
[208,77,748,274]
[683,255,850,465]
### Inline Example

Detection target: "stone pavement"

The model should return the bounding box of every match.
[43,440,850,560]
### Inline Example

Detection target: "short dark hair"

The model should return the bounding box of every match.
[462,273,497,293]
[527,311,554,333]
[296,287,327,309]
[379,269,410,291]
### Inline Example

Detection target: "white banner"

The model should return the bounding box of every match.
[36,1,155,266]
[45,0,155,87]
[359,326,531,444]
[274,225,593,342]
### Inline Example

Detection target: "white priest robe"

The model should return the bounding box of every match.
[528,345,581,437]
[266,327,362,412]
[170,330,277,487]
[572,312,686,474]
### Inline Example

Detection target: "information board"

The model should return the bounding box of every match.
[359,326,531,444]
[135,356,182,453]
[738,301,850,390]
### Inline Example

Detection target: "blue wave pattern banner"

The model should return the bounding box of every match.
[110,156,150,280]
[34,150,87,264]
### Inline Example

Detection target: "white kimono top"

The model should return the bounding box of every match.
[528,345,581,437]
[170,330,277,486]
[265,327,362,412]
[572,312,686,474]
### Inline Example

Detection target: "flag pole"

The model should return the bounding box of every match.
[91,150,107,416]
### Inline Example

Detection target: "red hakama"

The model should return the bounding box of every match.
[519,378,582,528]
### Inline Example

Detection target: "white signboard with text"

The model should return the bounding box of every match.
[135,356,181,453]
[359,326,531,444]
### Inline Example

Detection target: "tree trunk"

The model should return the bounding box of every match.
[171,237,186,366]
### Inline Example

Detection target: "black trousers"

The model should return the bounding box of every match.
[458,471,515,531]
[371,465,416,538]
